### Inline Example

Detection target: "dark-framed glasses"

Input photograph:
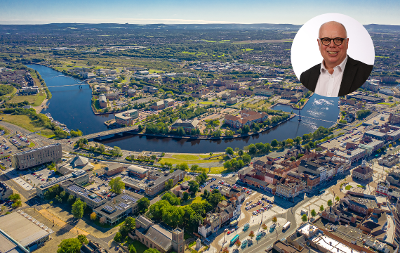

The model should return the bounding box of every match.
[319,37,347,46]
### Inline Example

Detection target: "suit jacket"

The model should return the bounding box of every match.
[300,56,373,97]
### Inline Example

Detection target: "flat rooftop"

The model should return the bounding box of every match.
[0,212,51,247]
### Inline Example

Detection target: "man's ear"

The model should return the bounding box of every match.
[317,38,320,46]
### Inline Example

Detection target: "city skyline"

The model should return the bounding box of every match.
[1,0,400,25]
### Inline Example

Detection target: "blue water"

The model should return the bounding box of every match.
[28,65,339,152]
[27,65,113,134]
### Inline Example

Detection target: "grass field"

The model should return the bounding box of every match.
[159,154,225,165]
[8,91,47,106]
[127,240,148,253]
[200,101,214,105]
[0,114,54,137]
[209,167,228,174]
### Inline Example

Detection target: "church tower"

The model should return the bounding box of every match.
[172,228,184,253]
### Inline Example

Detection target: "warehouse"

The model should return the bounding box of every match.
[0,211,52,251]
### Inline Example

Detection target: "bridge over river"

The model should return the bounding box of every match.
[74,125,139,141]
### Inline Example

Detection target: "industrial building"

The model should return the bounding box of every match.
[0,211,52,252]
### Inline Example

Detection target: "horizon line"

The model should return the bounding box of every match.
[0,22,399,26]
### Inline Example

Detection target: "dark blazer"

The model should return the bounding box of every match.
[300,56,373,97]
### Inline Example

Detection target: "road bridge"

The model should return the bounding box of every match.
[74,125,139,141]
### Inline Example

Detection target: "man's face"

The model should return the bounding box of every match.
[318,22,348,68]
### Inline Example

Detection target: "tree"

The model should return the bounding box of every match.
[190,164,199,172]
[109,177,125,194]
[77,234,88,245]
[302,214,308,222]
[162,192,180,205]
[90,212,97,220]
[311,209,317,217]
[271,139,278,147]
[165,179,174,190]
[143,249,161,253]
[111,146,123,157]
[225,147,234,156]
[57,238,82,253]
[320,205,324,212]
[72,199,86,219]
[248,144,257,155]
[335,196,340,202]
[189,180,199,194]
[249,231,255,238]
[9,194,20,202]
[238,150,244,156]
[272,216,277,223]
[12,200,22,208]
[129,245,137,253]
[183,192,189,201]
[114,232,123,242]
[327,200,333,207]
[242,153,251,164]
[262,223,268,230]
[235,239,241,248]
[99,217,107,224]
[137,197,150,214]
[68,194,75,204]
[120,217,136,236]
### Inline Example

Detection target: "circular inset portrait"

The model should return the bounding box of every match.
[291,13,374,97]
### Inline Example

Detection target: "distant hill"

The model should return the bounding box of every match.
[0,23,399,34]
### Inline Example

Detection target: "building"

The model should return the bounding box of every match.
[94,194,139,226]
[224,109,268,129]
[378,154,399,167]
[170,119,199,133]
[145,170,186,197]
[352,160,373,181]
[127,165,149,178]
[13,143,62,170]
[105,163,125,176]
[36,170,89,197]
[131,215,184,253]
[121,177,147,192]
[106,92,119,101]
[115,109,139,126]
[0,181,13,200]
[98,94,107,108]
[151,101,165,110]
[61,181,107,209]
[20,86,39,95]
[80,240,108,253]
[0,211,52,252]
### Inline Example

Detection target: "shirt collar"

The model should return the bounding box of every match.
[320,55,348,73]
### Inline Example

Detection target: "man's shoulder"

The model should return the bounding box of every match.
[347,56,373,70]
[301,63,321,77]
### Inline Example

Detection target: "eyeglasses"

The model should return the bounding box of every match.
[319,37,347,46]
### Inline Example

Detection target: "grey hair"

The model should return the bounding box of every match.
[319,21,347,38]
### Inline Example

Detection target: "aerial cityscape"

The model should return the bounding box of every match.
[1,3,400,253]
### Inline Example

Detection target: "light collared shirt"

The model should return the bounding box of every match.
[314,55,348,97]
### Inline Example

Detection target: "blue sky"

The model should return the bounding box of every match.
[1,0,400,25]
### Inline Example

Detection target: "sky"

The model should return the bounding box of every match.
[1,0,400,25]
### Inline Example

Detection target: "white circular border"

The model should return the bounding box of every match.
[291,13,375,81]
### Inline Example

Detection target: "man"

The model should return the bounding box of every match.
[300,21,373,97]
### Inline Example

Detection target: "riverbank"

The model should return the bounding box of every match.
[95,114,296,141]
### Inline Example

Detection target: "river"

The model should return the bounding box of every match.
[27,65,339,153]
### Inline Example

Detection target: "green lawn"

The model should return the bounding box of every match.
[159,154,224,165]
[8,91,47,106]
[345,185,352,190]
[127,239,148,253]
[200,101,214,105]
[209,167,229,174]
[0,114,54,137]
